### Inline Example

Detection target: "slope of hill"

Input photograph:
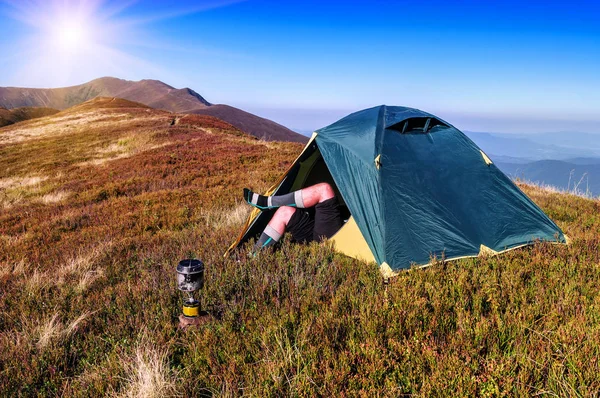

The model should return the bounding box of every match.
[1,102,599,395]
[189,104,307,142]
[0,77,307,142]
[0,106,59,127]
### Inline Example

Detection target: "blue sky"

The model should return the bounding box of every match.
[0,0,599,134]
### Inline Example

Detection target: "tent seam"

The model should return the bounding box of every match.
[377,105,387,266]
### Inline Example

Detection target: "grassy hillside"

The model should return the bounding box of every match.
[1,101,599,396]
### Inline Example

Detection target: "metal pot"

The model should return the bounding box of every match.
[176,259,204,292]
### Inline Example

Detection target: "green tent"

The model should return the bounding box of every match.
[228,105,566,276]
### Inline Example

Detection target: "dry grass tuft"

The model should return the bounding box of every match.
[0,175,67,209]
[76,269,105,292]
[12,258,26,274]
[57,241,112,284]
[81,154,130,167]
[77,134,171,167]
[516,179,599,201]
[58,253,97,281]
[258,138,281,149]
[0,175,47,189]
[0,233,28,247]
[33,311,93,350]
[36,313,62,350]
[236,136,291,150]
[21,241,111,292]
[25,269,51,295]
[200,202,251,229]
[39,190,68,204]
[0,259,26,278]
[117,339,180,398]
[64,311,94,338]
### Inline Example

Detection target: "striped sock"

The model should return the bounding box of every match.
[254,225,282,250]
[244,188,305,209]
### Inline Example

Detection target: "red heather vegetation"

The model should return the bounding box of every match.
[0,98,599,396]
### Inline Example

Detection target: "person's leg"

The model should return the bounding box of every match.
[254,206,296,250]
[300,182,335,208]
[244,183,335,210]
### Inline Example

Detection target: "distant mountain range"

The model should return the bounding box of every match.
[465,131,600,161]
[0,77,307,142]
[465,131,600,196]
[495,159,600,197]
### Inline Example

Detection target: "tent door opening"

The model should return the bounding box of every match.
[233,142,350,249]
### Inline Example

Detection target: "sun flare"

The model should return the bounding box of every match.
[2,0,135,85]
[53,20,90,53]
[3,0,240,87]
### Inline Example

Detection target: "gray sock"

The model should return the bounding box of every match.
[254,225,282,250]
[245,188,305,209]
[269,190,305,208]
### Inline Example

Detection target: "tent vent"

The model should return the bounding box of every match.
[387,117,449,135]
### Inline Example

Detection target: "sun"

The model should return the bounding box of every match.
[53,20,90,53]
[2,0,154,86]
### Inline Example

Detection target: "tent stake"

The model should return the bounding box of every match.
[383,277,390,308]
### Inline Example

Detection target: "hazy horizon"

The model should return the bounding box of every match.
[237,104,600,136]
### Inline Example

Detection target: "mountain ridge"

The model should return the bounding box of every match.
[0,77,307,143]
[496,158,600,197]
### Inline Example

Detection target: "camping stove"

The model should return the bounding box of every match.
[176,259,209,328]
